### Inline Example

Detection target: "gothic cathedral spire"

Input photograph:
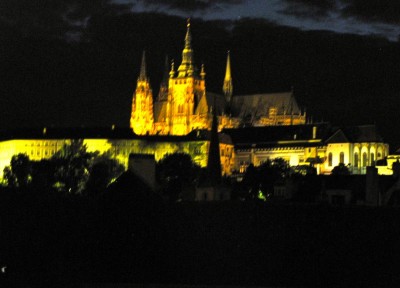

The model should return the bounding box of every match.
[223,50,233,104]
[130,50,154,135]
[138,50,147,81]
[177,19,195,77]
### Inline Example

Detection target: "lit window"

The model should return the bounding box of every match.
[362,152,368,167]
[339,152,344,164]
[354,152,359,168]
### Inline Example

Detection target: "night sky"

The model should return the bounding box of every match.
[1,0,400,149]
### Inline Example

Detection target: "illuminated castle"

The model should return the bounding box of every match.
[0,20,391,181]
[130,20,306,136]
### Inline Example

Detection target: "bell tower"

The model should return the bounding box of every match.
[130,51,154,135]
[168,19,206,135]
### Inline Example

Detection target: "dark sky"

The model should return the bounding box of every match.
[1,0,400,149]
[127,0,400,41]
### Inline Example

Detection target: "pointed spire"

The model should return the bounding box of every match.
[184,18,192,49]
[169,59,175,78]
[200,63,206,79]
[177,19,195,77]
[223,50,233,103]
[138,50,147,81]
[223,51,233,115]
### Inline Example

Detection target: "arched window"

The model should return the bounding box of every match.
[328,153,333,167]
[371,153,375,166]
[362,152,368,167]
[354,152,359,168]
[339,152,345,164]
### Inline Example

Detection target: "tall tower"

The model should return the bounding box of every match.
[130,51,154,135]
[168,19,206,135]
[223,51,233,106]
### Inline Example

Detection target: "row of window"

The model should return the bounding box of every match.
[328,152,382,167]
[174,80,201,85]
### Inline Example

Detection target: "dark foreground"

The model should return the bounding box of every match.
[1,189,400,287]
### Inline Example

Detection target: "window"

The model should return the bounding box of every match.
[328,153,333,167]
[371,153,375,165]
[354,152,359,168]
[178,104,183,114]
[339,152,345,164]
[362,152,368,167]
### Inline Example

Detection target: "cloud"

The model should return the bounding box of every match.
[280,0,338,19]
[133,0,244,12]
[0,0,131,39]
[280,0,400,25]
[341,0,400,24]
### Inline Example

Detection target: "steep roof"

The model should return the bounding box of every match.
[326,125,384,143]
[343,125,384,142]
[325,129,349,143]
[195,92,226,115]
[222,123,331,148]
[230,92,301,119]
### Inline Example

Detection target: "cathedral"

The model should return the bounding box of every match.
[130,20,306,136]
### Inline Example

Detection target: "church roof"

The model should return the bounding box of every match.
[222,123,331,148]
[326,125,384,143]
[325,129,349,143]
[195,92,226,115]
[343,125,384,142]
[230,92,302,119]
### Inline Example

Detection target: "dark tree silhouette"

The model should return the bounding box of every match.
[157,152,200,201]
[85,155,125,197]
[51,139,97,194]
[3,153,32,188]
[331,163,351,175]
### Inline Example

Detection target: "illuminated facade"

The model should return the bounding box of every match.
[130,20,306,136]
[0,127,235,180]
[225,124,389,175]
